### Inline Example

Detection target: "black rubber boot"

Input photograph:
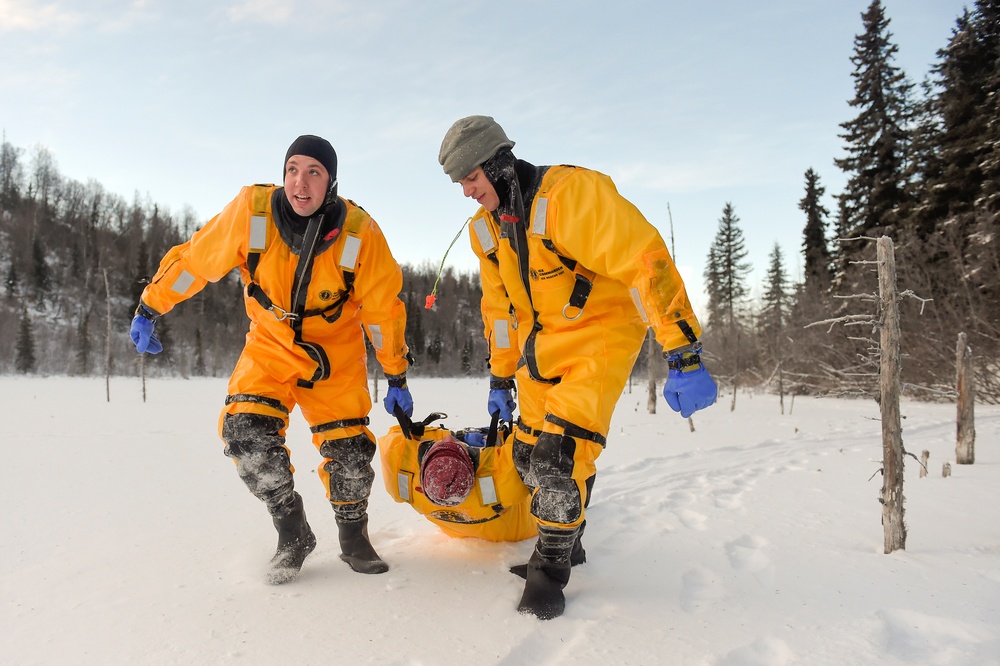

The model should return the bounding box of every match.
[265,492,317,585]
[510,520,586,579]
[516,524,579,620]
[335,503,389,575]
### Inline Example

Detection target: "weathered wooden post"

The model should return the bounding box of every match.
[919,450,929,478]
[877,236,906,554]
[104,268,112,403]
[956,332,975,464]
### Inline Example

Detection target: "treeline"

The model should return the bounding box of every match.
[2,0,997,402]
[0,156,493,378]
[699,0,999,403]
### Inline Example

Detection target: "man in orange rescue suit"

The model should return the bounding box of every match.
[130,135,412,585]
[438,116,718,619]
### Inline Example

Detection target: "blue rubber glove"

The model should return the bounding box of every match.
[130,307,163,354]
[383,375,413,418]
[663,348,718,418]
[463,432,487,447]
[488,389,516,422]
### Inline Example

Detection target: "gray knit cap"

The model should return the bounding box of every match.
[438,115,515,182]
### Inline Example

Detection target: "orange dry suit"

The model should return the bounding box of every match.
[139,184,409,518]
[378,419,536,542]
[469,163,702,529]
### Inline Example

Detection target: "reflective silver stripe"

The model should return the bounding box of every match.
[478,476,497,505]
[368,324,383,349]
[630,287,649,323]
[494,320,510,349]
[340,235,362,269]
[249,215,267,251]
[471,217,496,254]
[532,197,548,235]
[397,472,411,502]
[170,270,195,295]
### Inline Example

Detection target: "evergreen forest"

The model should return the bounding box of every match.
[1,0,997,402]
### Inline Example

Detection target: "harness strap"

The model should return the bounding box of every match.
[245,188,360,325]
[544,414,608,447]
[225,393,290,414]
[290,213,330,389]
[677,319,699,345]
[540,238,595,317]
[311,416,371,434]
[516,418,543,439]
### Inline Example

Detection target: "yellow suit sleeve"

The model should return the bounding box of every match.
[140,187,252,315]
[354,218,410,376]
[546,171,702,351]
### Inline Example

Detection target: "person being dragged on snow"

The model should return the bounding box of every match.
[129,135,413,584]
[436,116,718,619]
[380,414,555,546]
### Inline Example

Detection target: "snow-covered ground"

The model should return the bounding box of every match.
[2,376,997,666]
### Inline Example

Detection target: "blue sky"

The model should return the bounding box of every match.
[1,0,969,312]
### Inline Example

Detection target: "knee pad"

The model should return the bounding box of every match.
[529,432,577,482]
[319,433,377,503]
[512,435,534,485]
[221,412,286,456]
[528,433,583,525]
[221,413,294,511]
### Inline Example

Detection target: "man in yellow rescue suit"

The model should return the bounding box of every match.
[438,116,718,619]
[130,135,412,584]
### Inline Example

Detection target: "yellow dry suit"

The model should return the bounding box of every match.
[140,184,409,516]
[469,165,702,529]
[378,420,536,542]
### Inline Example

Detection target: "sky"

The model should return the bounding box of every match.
[0,0,972,312]
[3,375,998,665]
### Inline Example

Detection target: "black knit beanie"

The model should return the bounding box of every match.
[284,135,339,204]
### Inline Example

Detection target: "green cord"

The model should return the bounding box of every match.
[426,217,471,306]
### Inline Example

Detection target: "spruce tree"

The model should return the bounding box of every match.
[834,0,913,273]
[761,243,789,342]
[194,328,206,375]
[799,168,831,294]
[427,329,442,365]
[15,306,36,374]
[74,311,91,375]
[921,4,999,221]
[704,202,751,333]
[31,234,51,297]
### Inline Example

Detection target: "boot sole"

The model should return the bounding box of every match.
[340,554,389,574]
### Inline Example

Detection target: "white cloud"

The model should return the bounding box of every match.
[225,0,292,23]
[0,0,79,31]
